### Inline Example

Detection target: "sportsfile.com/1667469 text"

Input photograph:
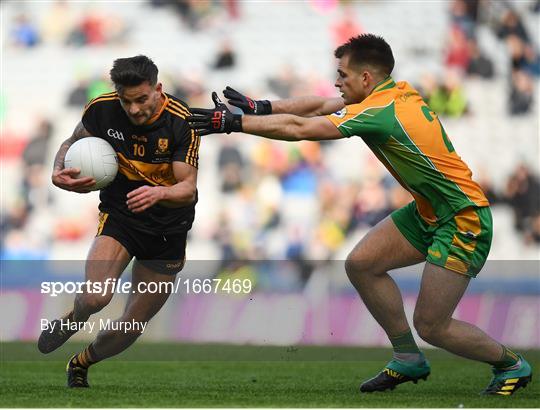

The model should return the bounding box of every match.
[41,278,252,297]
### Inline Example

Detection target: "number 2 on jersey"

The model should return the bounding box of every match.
[421,106,455,153]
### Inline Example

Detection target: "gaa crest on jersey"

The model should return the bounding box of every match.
[332,108,347,118]
[156,138,170,154]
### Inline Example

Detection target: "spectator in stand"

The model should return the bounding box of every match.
[509,69,533,115]
[22,119,53,168]
[66,11,105,46]
[65,9,127,47]
[441,70,468,116]
[0,202,29,253]
[462,0,481,23]
[21,119,54,212]
[504,164,540,233]
[281,143,323,197]
[213,212,237,268]
[67,79,90,108]
[86,75,112,100]
[507,35,540,77]
[445,25,470,71]
[476,168,501,206]
[522,44,540,77]
[316,208,348,255]
[356,176,389,227]
[466,40,494,78]
[217,138,245,193]
[526,215,540,244]
[161,71,207,105]
[163,0,221,31]
[284,226,312,284]
[66,74,113,109]
[450,0,476,39]
[267,65,299,99]
[80,11,106,45]
[41,1,74,44]
[10,14,40,48]
[496,8,530,44]
[211,40,236,70]
[421,71,467,117]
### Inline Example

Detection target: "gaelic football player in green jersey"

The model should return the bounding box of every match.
[188,34,532,396]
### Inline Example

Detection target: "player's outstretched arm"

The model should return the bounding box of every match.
[51,121,96,193]
[125,162,197,213]
[241,114,343,141]
[271,96,345,117]
[224,86,345,117]
[188,92,342,141]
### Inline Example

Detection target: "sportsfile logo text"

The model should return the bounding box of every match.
[41,279,133,297]
[41,278,252,297]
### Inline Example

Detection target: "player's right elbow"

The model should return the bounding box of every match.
[288,121,312,141]
[177,184,197,206]
[185,186,197,204]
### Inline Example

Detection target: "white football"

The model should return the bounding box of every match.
[64,137,118,191]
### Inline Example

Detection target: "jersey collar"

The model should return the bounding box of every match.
[371,76,396,95]
[145,93,169,125]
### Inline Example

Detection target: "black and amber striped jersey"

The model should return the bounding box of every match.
[81,91,200,235]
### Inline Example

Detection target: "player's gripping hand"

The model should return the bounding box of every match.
[126,185,165,213]
[187,92,242,136]
[223,86,272,115]
[52,168,95,193]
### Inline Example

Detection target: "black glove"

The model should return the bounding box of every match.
[223,86,272,115]
[188,92,243,136]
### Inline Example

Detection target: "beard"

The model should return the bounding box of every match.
[126,98,159,125]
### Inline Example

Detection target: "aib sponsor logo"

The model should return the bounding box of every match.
[107,128,125,141]
[332,108,347,118]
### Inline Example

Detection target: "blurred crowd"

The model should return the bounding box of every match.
[149,0,240,31]
[9,2,129,48]
[418,0,539,117]
[2,1,539,291]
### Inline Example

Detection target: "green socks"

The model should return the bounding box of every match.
[489,346,520,370]
[389,329,423,363]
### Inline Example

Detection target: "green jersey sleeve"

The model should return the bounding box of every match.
[325,100,395,139]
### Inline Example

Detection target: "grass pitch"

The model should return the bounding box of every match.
[1,342,538,407]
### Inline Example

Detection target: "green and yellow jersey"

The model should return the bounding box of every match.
[326,77,488,225]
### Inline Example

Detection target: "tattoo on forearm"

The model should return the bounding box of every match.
[53,122,92,170]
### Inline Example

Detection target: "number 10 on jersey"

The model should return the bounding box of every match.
[133,143,145,157]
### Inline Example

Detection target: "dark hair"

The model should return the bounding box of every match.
[334,34,394,76]
[110,55,158,89]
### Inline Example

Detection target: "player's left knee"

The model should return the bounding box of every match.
[413,313,447,345]
[344,252,378,280]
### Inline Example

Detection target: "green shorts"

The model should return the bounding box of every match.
[391,202,493,278]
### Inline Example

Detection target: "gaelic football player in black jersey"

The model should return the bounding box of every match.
[38,55,201,388]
